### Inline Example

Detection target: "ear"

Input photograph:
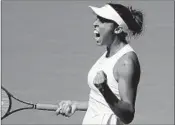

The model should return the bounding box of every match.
[114,26,123,34]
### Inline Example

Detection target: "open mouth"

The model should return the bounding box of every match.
[95,33,100,37]
[94,30,100,38]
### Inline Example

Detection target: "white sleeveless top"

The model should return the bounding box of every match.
[82,44,135,125]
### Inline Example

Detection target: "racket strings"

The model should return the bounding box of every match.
[1,89,10,118]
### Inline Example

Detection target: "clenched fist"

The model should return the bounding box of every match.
[93,70,107,90]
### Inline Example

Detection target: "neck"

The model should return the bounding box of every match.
[106,37,127,57]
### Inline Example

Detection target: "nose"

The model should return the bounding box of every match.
[93,19,99,28]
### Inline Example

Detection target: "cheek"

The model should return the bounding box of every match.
[99,24,115,44]
[102,28,113,41]
[103,24,114,36]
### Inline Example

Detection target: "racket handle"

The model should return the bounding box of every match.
[35,103,58,111]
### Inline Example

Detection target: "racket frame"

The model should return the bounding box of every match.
[1,86,35,120]
[1,86,59,120]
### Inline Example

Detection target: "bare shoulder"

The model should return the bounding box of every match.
[113,51,141,83]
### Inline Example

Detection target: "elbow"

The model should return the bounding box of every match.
[122,109,135,124]
[112,102,135,124]
[123,113,134,124]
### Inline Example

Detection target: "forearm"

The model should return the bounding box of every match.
[72,101,88,111]
[98,84,134,124]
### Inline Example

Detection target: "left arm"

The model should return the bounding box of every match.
[94,53,140,124]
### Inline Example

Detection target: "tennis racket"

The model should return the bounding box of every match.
[1,86,61,120]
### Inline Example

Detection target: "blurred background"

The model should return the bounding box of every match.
[1,0,174,124]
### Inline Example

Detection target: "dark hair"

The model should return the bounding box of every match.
[97,15,113,24]
[108,3,144,36]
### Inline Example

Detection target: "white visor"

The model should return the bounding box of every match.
[89,4,130,34]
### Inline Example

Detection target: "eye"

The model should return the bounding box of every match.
[97,16,105,23]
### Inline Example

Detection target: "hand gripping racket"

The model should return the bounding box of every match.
[1,86,61,120]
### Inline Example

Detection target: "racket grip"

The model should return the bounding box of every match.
[35,103,58,111]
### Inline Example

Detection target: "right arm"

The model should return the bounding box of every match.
[73,101,88,111]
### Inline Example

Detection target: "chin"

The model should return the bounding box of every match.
[96,40,103,46]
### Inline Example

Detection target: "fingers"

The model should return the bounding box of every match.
[56,100,72,117]
[61,103,71,115]
[64,106,72,117]
[93,70,107,85]
[56,107,61,115]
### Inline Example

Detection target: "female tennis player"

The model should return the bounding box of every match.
[56,3,144,125]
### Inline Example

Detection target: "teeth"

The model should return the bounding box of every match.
[94,30,99,34]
